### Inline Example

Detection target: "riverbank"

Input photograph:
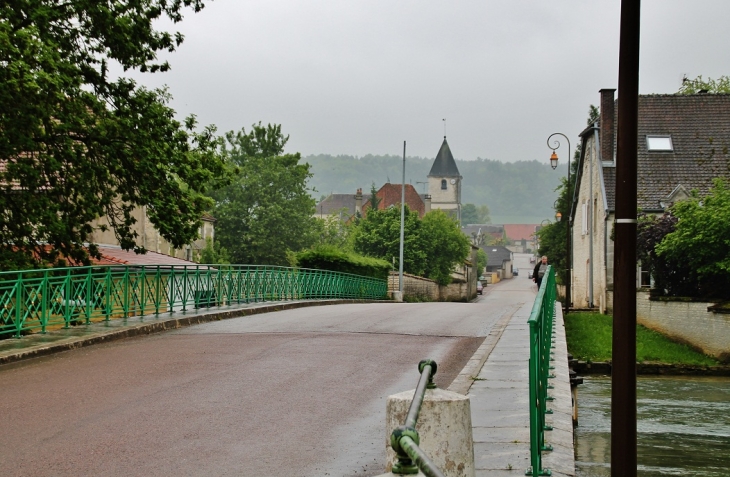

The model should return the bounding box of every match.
[565,312,730,375]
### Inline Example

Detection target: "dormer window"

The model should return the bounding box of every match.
[646,135,673,152]
[441,179,447,190]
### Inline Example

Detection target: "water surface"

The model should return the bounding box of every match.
[575,376,730,476]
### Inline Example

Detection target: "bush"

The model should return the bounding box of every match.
[296,245,391,280]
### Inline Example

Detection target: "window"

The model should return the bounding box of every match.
[441,179,447,190]
[646,135,673,151]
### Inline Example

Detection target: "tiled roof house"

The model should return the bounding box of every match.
[315,190,371,220]
[362,183,426,217]
[570,89,730,310]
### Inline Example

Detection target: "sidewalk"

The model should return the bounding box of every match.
[0,298,375,366]
[464,301,576,477]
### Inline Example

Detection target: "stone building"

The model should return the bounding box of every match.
[571,89,730,311]
[89,207,215,263]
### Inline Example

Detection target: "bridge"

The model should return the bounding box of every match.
[0,253,574,476]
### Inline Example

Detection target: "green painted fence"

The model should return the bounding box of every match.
[527,265,556,476]
[0,264,387,339]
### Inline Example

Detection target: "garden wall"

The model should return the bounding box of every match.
[388,272,474,302]
[635,290,730,363]
[388,272,439,301]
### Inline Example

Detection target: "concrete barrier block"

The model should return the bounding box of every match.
[385,388,475,477]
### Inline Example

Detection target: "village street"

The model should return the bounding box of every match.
[0,254,536,477]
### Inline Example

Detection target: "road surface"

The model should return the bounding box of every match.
[0,253,537,476]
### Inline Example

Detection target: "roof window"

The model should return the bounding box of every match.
[646,135,673,152]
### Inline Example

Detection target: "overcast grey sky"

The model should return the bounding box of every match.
[130,1,730,163]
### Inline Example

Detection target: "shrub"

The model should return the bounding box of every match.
[296,245,391,280]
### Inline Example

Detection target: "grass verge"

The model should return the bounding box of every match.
[565,312,719,366]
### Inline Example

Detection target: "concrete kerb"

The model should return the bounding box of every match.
[0,298,385,366]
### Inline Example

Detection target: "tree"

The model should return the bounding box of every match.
[420,210,471,285]
[199,237,231,265]
[476,249,488,277]
[352,205,425,275]
[678,75,730,94]
[655,178,730,298]
[210,123,318,265]
[369,182,381,210]
[461,203,491,226]
[352,207,470,285]
[0,1,223,270]
[636,212,696,297]
[313,209,353,249]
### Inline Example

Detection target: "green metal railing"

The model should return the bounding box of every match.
[389,359,445,477]
[0,264,387,339]
[526,265,556,476]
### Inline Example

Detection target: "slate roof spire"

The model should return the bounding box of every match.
[428,136,461,177]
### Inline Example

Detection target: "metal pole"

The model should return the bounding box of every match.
[399,141,406,294]
[566,154,572,315]
[612,1,640,476]
[546,133,572,314]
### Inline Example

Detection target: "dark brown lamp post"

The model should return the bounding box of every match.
[546,133,571,315]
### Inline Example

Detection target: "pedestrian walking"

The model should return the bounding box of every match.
[533,256,548,289]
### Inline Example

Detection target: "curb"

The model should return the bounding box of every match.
[0,299,382,366]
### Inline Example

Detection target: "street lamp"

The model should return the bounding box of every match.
[547,133,571,315]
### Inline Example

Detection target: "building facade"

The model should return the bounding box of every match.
[571,89,730,311]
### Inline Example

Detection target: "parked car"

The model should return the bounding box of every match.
[476,281,483,295]
[528,270,533,279]
[530,256,536,264]
[513,268,519,276]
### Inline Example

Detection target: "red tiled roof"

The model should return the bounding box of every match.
[92,246,197,266]
[503,224,539,241]
[362,183,425,217]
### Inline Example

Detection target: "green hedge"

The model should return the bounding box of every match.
[296,246,391,280]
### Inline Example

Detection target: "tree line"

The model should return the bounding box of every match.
[306,154,565,222]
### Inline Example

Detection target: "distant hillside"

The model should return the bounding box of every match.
[304,154,566,223]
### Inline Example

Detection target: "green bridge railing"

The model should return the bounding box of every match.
[526,265,556,476]
[0,264,387,339]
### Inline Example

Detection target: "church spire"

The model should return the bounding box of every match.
[428,137,460,178]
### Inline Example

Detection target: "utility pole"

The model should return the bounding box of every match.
[399,141,406,295]
[612,1,640,476]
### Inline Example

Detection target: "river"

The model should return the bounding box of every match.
[574,375,730,476]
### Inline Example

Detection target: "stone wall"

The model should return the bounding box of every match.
[388,272,475,302]
[635,291,730,362]
[439,281,469,302]
[388,272,439,301]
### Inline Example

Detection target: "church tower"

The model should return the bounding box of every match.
[427,137,462,221]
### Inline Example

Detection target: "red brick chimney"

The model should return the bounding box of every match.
[600,88,616,163]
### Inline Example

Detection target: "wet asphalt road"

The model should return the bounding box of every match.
[0,255,536,476]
